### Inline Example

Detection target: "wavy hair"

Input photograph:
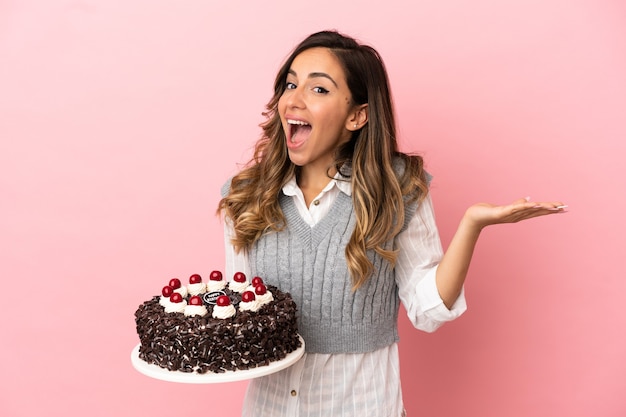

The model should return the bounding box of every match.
[218,30,429,290]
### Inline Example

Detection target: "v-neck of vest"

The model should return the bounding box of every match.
[280,191,353,247]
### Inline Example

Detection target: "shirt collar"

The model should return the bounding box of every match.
[282,170,352,197]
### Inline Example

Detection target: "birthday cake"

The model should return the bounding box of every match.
[134,271,301,374]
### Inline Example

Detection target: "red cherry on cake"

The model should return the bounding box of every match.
[251,276,264,287]
[241,291,256,303]
[233,272,247,283]
[189,274,202,284]
[254,284,267,296]
[216,295,231,306]
[189,295,203,306]
[170,293,183,303]
[209,270,223,281]
[168,278,182,289]
[162,285,174,297]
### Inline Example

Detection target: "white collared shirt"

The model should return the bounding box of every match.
[224,175,466,417]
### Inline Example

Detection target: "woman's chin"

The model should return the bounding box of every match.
[287,152,307,167]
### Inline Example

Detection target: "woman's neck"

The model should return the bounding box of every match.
[297,164,336,207]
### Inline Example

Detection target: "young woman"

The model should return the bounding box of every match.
[218,30,565,417]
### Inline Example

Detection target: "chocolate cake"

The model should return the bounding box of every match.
[134,272,301,374]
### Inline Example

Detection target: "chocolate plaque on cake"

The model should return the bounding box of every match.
[202,291,226,305]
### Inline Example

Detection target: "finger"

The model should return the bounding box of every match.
[510,198,540,212]
[531,202,568,211]
[521,206,568,221]
[513,197,531,205]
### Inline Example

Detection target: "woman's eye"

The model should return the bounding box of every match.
[313,87,329,94]
[285,82,297,90]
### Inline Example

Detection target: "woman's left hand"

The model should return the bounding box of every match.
[435,197,567,308]
[465,197,567,230]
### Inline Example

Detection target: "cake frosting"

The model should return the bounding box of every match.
[163,299,187,314]
[206,280,227,292]
[184,296,208,317]
[228,280,249,293]
[212,303,236,319]
[253,283,274,305]
[135,272,301,374]
[174,287,188,297]
[187,283,206,296]
[238,291,261,312]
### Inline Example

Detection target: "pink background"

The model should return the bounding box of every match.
[1,1,625,416]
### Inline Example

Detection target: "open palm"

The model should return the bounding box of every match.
[466,198,566,229]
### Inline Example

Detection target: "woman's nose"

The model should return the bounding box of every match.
[285,86,305,108]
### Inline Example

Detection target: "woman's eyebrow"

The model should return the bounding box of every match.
[288,69,338,87]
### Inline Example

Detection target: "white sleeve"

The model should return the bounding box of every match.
[395,194,467,332]
[223,217,252,281]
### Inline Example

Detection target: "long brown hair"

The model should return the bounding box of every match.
[218,30,429,289]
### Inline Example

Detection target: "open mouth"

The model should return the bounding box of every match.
[287,119,312,146]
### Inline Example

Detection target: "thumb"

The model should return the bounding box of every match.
[512,196,532,205]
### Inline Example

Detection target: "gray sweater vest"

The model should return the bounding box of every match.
[248,189,418,354]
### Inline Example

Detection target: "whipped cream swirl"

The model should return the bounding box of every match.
[239,299,261,312]
[184,304,208,317]
[159,296,172,308]
[164,300,187,314]
[255,291,274,306]
[228,280,249,293]
[212,304,236,319]
[207,280,227,292]
[174,286,188,298]
[187,282,206,296]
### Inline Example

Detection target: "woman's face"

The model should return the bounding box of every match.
[278,47,359,173]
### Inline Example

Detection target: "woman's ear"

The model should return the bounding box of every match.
[346,104,368,131]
